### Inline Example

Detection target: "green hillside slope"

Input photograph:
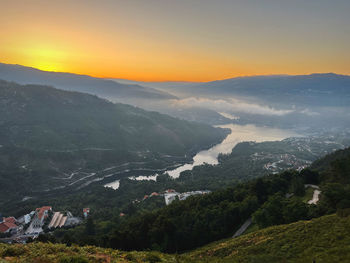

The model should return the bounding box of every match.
[186,214,350,263]
[1,214,349,262]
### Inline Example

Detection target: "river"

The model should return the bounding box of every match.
[105,124,298,189]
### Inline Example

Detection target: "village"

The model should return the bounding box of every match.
[0,206,90,243]
[0,188,210,243]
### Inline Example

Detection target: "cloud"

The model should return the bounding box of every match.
[299,108,320,116]
[171,97,294,116]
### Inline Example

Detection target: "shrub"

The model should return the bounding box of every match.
[0,246,26,257]
[144,253,161,263]
[59,255,89,263]
[337,208,350,218]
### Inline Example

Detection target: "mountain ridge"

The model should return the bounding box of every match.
[0,62,177,100]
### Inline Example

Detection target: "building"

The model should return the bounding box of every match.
[31,216,43,229]
[48,212,67,229]
[25,206,52,234]
[65,212,81,227]
[83,208,90,218]
[23,214,31,224]
[3,217,16,224]
[35,206,52,223]
[164,192,179,205]
[164,190,211,205]
[0,220,18,234]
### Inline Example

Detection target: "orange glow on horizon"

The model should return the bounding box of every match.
[1,1,349,82]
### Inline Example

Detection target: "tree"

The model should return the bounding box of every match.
[85,217,95,236]
[290,177,305,196]
[253,194,285,228]
[300,169,319,184]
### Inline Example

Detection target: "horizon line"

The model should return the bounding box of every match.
[1,61,349,83]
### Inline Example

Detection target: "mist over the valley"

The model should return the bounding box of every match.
[108,74,350,133]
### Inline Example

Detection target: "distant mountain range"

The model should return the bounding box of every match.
[111,78,199,90]
[2,63,349,108]
[0,79,224,153]
[189,73,350,107]
[0,63,176,101]
[111,73,350,108]
[111,73,350,129]
[1,63,349,128]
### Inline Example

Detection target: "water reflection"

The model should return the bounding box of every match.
[104,180,120,190]
[161,124,298,179]
[105,124,299,185]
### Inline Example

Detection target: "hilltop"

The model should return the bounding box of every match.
[0,63,176,100]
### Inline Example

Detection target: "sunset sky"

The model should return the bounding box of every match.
[1,0,349,81]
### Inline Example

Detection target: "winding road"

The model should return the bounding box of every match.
[305,184,321,205]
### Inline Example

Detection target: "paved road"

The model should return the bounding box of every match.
[308,189,321,205]
[305,184,321,205]
[233,218,252,238]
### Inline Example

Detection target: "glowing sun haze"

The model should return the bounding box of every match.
[1,0,349,81]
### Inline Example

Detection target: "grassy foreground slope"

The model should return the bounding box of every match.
[0,242,175,263]
[1,214,350,262]
[186,214,350,263]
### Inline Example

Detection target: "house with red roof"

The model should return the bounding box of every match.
[3,217,16,224]
[0,221,18,234]
[83,208,90,218]
[35,206,52,223]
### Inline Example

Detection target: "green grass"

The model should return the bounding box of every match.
[1,214,350,262]
[243,222,259,235]
[0,242,178,263]
[185,214,350,263]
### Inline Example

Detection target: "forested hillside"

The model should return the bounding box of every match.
[0,80,228,204]
[38,146,350,253]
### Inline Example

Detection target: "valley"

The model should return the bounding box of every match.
[0,71,349,262]
[1,1,350,262]
[0,79,228,208]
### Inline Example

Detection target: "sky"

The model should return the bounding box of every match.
[1,0,349,81]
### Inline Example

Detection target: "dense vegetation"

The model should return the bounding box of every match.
[29,146,347,254]
[4,125,346,219]
[1,214,350,262]
[0,242,173,263]
[1,130,349,262]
